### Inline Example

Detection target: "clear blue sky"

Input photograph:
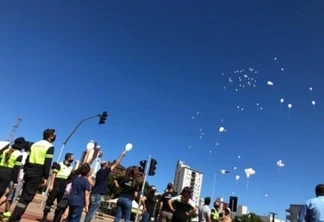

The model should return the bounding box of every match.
[1,0,323,219]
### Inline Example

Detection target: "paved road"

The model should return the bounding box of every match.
[0,194,115,222]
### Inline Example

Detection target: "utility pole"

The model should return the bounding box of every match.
[269,212,277,222]
[135,155,151,222]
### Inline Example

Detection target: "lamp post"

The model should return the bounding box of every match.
[211,170,230,202]
[40,112,107,208]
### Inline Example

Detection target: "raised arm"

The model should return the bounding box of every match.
[110,151,126,171]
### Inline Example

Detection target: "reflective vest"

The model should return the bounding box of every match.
[55,162,73,180]
[211,208,220,221]
[0,148,22,168]
[29,140,53,165]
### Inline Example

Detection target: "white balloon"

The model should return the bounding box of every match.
[220,169,229,175]
[276,159,285,167]
[309,87,313,91]
[280,98,284,103]
[235,175,240,180]
[245,168,256,178]
[86,141,95,150]
[219,127,225,133]
[312,101,316,105]
[125,143,133,152]
[267,81,274,86]
[288,104,292,109]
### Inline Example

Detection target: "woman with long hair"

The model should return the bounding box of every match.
[168,186,197,222]
[0,138,26,198]
[113,169,139,222]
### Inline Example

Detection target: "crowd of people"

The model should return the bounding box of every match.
[0,127,235,222]
[0,128,127,222]
[2,128,322,222]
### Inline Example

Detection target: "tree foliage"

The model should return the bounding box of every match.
[234,213,263,222]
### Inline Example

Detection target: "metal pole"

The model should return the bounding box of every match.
[40,113,101,208]
[135,155,151,222]
[211,173,216,201]
[57,114,101,163]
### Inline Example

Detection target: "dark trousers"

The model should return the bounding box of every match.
[43,180,66,215]
[0,167,12,197]
[67,205,83,222]
[9,174,42,222]
[53,198,69,222]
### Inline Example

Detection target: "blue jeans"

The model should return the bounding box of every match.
[67,205,83,222]
[141,212,151,222]
[113,197,132,222]
[84,193,102,222]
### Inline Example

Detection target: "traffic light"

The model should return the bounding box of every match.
[99,111,108,124]
[229,196,238,212]
[148,158,157,176]
[139,160,147,172]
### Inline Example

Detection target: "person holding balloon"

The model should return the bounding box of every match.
[84,143,133,222]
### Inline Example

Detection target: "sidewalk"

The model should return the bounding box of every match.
[0,194,115,222]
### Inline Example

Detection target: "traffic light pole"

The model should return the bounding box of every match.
[56,113,101,162]
[41,113,101,208]
[135,155,151,222]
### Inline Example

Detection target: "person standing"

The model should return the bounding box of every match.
[210,200,221,222]
[40,153,74,222]
[220,208,231,222]
[298,184,324,222]
[0,138,25,198]
[67,163,91,222]
[140,185,157,222]
[168,187,197,222]
[158,183,177,222]
[1,148,30,218]
[198,197,211,222]
[9,129,56,222]
[84,150,126,222]
[113,169,139,222]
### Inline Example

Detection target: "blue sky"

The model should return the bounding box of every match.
[1,0,323,219]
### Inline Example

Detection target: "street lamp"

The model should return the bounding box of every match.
[211,170,230,202]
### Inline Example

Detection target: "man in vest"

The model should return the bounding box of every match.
[211,201,221,222]
[40,153,74,222]
[9,129,56,222]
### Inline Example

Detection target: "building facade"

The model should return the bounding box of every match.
[173,160,203,206]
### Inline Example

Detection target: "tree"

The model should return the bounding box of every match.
[234,213,263,222]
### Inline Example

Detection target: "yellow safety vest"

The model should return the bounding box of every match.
[55,162,73,179]
[0,148,22,168]
[29,140,53,165]
[211,208,220,220]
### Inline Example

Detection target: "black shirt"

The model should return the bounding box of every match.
[118,178,139,200]
[144,192,156,215]
[160,191,177,213]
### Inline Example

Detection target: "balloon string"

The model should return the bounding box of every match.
[246,179,249,191]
